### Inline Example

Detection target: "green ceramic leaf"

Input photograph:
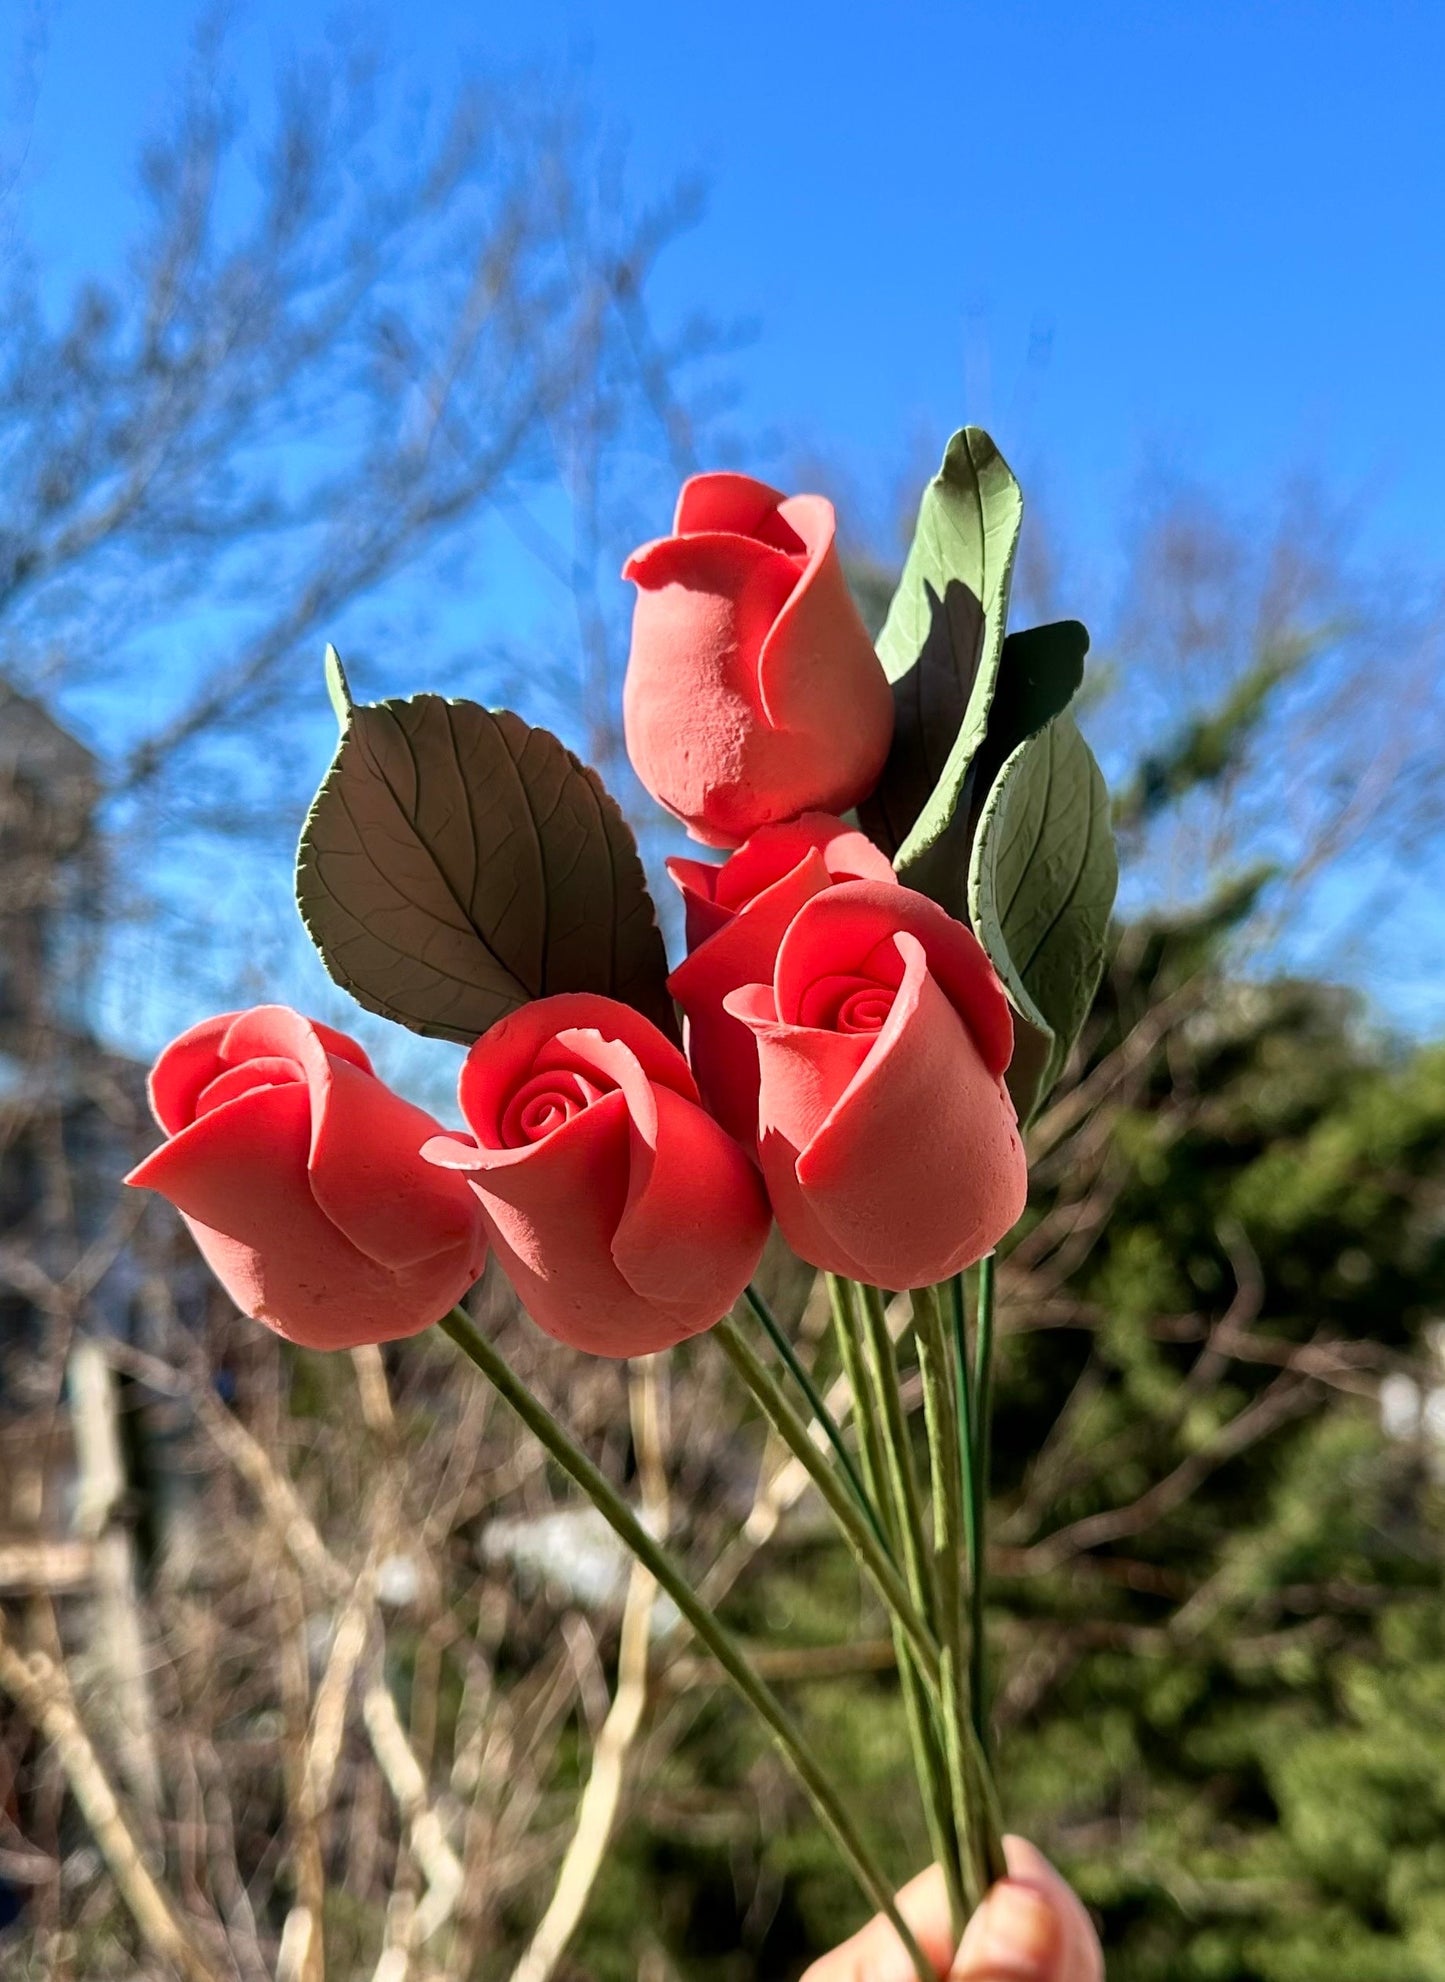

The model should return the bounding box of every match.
[324,642,354,728]
[970,620,1089,802]
[296,690,675,1045]
[861,428,1023,864]
[968,710,1117,1121]
[882,618,1090,926]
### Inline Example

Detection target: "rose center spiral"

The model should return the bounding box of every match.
[500,1068,614,1148]
[796,971,898,1035]
[834,985,895,1034]
[194,1056,306,1119]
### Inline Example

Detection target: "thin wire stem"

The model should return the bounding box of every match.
[742,1282,882,1544]
[714,1315,936,1682]
[437,1306,932,1982]
[827,1276,965,1939]
[950,1271,981,1607]
[855,1284,936,1640]
[971,1253,997,1778]
[914,1283,1000,1911]
[825,1277,896,1559]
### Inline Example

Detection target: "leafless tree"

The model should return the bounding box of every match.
[0,23,779,1980]
[0,17,737,1027]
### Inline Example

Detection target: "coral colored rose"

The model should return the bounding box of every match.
[667,813,897,1149]
[423,994,770,1357]
[725,883,1026,1288]
[622,473,894,847]
[126,1007,488,1349]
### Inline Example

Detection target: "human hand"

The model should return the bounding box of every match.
[801,1836,1103,1982]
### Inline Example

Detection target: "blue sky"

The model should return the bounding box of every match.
[5,0,1443,1051]
[14,0,1444,562]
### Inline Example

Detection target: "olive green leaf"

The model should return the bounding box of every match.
[860,428,1023,865]
[296,684,675,1045]
[883,617,1089,926]
[968,709,1117,1121]
[969,619,1089,805]
[324,641,354,728]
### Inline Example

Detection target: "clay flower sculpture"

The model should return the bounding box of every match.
[726,882,1028,1288]
[667,813,897,1148]
[154,425,1119,1970]
[126,1007,488,1348]
[423,993,770,1356]
[622,472,894,846]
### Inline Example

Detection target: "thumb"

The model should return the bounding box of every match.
[950,1838,1102,1982]
[949,1878,1061,1981]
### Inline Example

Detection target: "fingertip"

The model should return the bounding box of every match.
[951,1878,1060,1980]
[999,1837,1103,1982]
[799,1865,955,1982]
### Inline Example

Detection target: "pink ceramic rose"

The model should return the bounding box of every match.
[127,1007,488,1348]
[726,883,1027,1287]
[667,813,897,1148]
[623,473,894,847]
[424,994,769,1357]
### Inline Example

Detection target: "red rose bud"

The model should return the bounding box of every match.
[667,814,897,1149]
[622,473,894,848]
[126,1007,488,1348]
[424,994,769,1357]
[725,883,1027,1288]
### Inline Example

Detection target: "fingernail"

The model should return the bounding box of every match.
[952,1880,1059,1979]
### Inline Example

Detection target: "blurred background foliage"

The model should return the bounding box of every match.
[557,788,1445,1981]
[0,17,1441,1982]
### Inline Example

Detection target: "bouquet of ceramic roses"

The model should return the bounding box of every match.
[128,430,1116,1973]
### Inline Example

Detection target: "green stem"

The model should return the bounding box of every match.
[855,1282,935,1638]
[715,1315,937,1682]
[855,1281,986,1917]
[950,1272,981,1604]
[914,1284,997,1912]
[825,1277,897,1561]
[896,1631,964,1941]
[742,1283,881,1544]
[827,1276,965,1939]
[971,1253,997,1778]
[437,1306,931,1982]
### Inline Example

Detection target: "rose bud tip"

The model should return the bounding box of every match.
[622,472,893,845]
[131,1005,488,1350]
[448,992,768,1359]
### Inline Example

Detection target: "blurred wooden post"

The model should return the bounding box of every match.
[68,1338,162,1823]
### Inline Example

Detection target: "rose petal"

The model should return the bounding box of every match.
[221,1006,373,1079]
[756,1125,873,1283]
[463,1091,651,1351]
[194,1057,305,1118]
[666,852,733,949]
[422,1131,484,1170]
[668,848,832,1146]
[621,527,799,617]
[667,816,893,955]
[755,496,889,756]
[774,881,1015,1077]
[148,1012,241,1136]
[459,995,697,1150]
[126,1083,321,1236]
[672,471,806,555]
[309,1053,486,1271]
[726,982,873,1156]
[610,1084,769,1312]
[719,815,894,911]
[795,937,1026,1285]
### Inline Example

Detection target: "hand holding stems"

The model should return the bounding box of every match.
[440,1256,1010,1982]
[437,1304,936,1982]
[802,1838,1104,1982]
[704,1270,1012,1951]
